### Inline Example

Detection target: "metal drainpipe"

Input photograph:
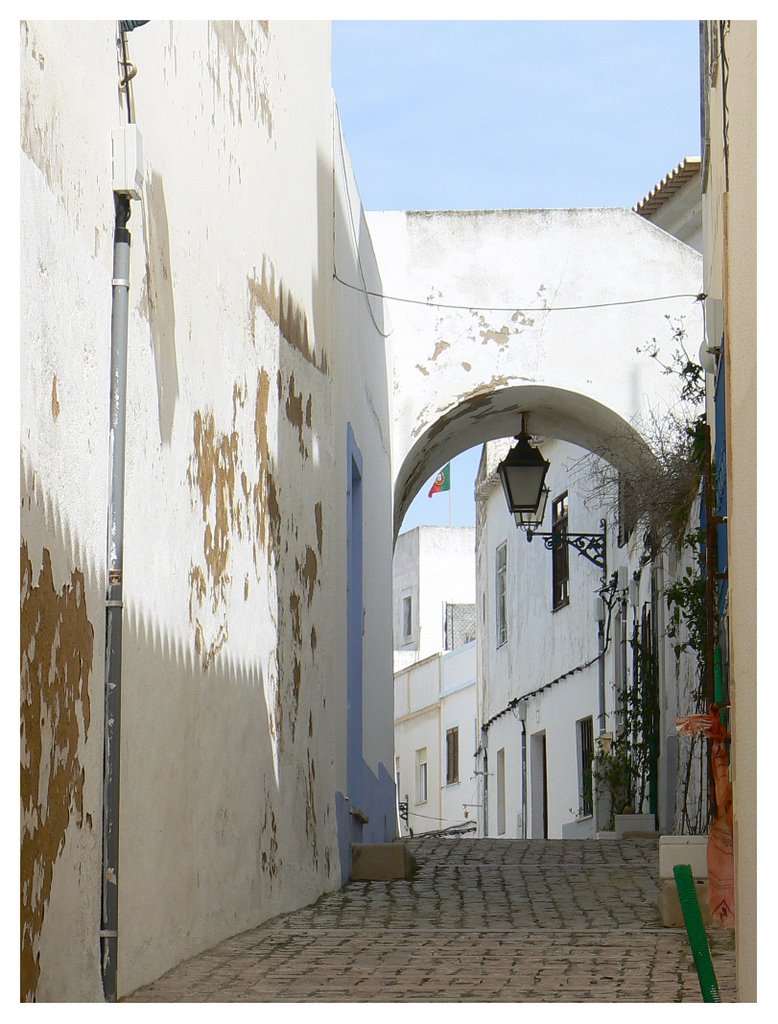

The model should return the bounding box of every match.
[620,595,628,720]
[597,599,606,734]
[481,731,489,837]
[100,192,132,1002]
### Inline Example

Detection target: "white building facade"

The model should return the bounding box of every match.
[392,526,478,836]
[393,525,476,670]
[394,643,479,837]
[475,435,698,841]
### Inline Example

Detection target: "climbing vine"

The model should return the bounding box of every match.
[594,626,659,830]
[666,528,710,704]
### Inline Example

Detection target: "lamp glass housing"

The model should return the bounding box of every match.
[514,487,549,530]
[497,433,550,515]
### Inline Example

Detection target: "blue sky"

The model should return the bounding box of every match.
[331,19,703,533]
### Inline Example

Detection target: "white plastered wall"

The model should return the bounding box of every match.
[21,20,395,1000]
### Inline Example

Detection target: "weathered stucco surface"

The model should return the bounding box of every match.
[21,19,395,1001]
[365,209,703,534]
[20,542,94,1001]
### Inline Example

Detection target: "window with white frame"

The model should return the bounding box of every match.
[496,542,507,646]
[415,748,428,804]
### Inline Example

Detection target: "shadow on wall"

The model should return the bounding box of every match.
[19,447,346,1001]
[317,130,398,880]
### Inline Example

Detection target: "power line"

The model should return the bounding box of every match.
[334,272,705,314]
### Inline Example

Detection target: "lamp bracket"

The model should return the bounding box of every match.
[526,519,607,575]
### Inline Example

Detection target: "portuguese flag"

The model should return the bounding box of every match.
[428,463,451,497]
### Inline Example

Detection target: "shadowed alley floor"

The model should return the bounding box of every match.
[125,836,736,1002]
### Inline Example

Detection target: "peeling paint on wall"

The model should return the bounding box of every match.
[247,257,328,373]
[431,341,450,360]
[289,592,302,645]
[20,542,93,1003]
[189,409,240,604]
[253,368,281,565]
[186,409,243,668]
[207,21,274,137]
[184,361,323,778]
[479,322,511,347]
[314,503,323,555]
[258,801,280,878]
[50,376,60,420]
[20,23,66,208]
[299,546,318,606]
[283,373,309,459]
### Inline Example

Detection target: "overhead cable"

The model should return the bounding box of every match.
[334,272,705,314]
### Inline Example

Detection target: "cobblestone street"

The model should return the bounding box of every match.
[126,836,737,1003]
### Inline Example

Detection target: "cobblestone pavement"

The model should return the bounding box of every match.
[125,837,737,1003]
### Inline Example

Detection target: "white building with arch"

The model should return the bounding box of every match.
[23,17,756,1004]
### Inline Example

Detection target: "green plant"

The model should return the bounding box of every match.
[637,314,706,406]
[594,739,632,831]
[666,529,710,704]
[594,634,659,831]
[665,528,717,835]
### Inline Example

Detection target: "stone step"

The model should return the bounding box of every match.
[350,842,417,881]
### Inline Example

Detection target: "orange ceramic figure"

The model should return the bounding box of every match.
[675,705,735,928]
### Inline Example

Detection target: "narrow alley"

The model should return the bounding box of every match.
[125,836,736,1003]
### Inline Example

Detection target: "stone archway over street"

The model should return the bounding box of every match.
[364,208,702,534]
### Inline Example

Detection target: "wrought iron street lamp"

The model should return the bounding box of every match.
[496,425,550,518]
[496,421,607,580]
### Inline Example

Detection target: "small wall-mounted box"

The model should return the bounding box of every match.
[111,124,144,199]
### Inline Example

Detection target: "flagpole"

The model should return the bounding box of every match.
[448,484,452,527]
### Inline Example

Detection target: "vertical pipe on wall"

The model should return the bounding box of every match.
[100,193,131,1002]
[596,597,606,734]
[481,732,489,837]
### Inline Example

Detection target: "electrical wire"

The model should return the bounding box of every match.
[407,810,471,825]
[484,575,622,734]
[117,26,136,124]
[334,272,705,315]
[719,21,730,192]
[331,100,708,325]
